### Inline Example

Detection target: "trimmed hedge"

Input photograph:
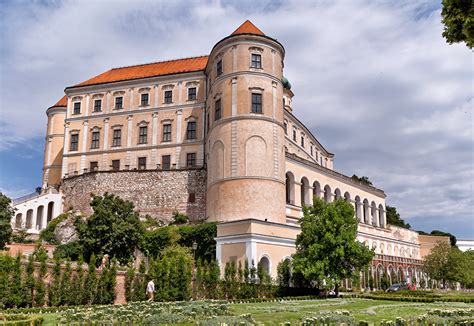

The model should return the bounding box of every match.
[0,314,43,326]
[360,293,474,303]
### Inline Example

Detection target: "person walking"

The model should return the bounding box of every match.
[146,279,155,302]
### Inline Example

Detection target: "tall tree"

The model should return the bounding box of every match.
[350,175,373,186]
[0,192,14,250]
[386,205,411,229]
[441,0,473,48]
[77,193,144,264]
[292,198,374,295]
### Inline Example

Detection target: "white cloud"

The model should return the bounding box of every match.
[0,0,472,236]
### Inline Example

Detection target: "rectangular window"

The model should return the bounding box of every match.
[90,161,98,172]
[188,193,195,203]
[138,126,148,144]
[301,136,305,148]
[138,157,147,170]
[206,113,210,132]
[73,102,81,115]
[112,159,120,171]
[115,97,123,110]
[186,153,196,167]
[315,151,318,161]
[188,87,197,101]
[186,121,197,140]
[162,124,172,142]
[215,99,221,121]
[162,155,171,170]
[216,60,223,76]
[251,54,262,68]
[140,93,149,106]
[91,131,100,149]
[284,122,288,135]
[292,129,297,142]
[93,99,102,112]
[251,93,262,113]
[112,129,121,147]
[310,146,313,156]
[164,90,173,104]
[70,134,79,151]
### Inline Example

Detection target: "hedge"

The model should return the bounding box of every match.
[360,294,474,303]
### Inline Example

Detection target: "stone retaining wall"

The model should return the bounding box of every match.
[60,169,207,223]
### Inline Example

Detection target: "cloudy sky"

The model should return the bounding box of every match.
[0,0,472,238]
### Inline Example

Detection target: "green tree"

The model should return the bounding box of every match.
[441,0,474,48]
[34,245,48,307]
[430,230,457,247]
[350,175,373,186]
[0,193,14,250]
[292,198,374,295]
[386,205,411,229]
[25,254,35,306]
[124,263,135,302]
[277,259,292,288]
[77,193,143,264]
[224,261,238,299]
[205,259,220,299]
[71,256,85,306]
[60,259,73,305]
[83,254,98,304]
[49,256,62,306]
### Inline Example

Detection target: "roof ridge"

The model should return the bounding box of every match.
[110,55,209,71]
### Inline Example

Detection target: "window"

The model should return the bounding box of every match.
[138,126,148,144]
[162,155,171,170]
[186,121,197,140]
[251,54,262,68]
[206,113,210,132]
[292,129,297,142]
[251,93,262,113]
[310,146,313,156]
[315,151,318,161]
[301,135,305,148]
[112,129,121,147]
[162,124,171,142]
[93,99,102,112]
[115,97,123,110]
[188,87,197,101]
[216,60,222,76]
[138,157,147,170]
[112,159,120,171]
[70,134,79,151]
[164,90,172,104]
[188,193,196,203]
[73,102,81,115]
[91,131,100,149]
[140,93,149,106]
[186,153,196,167]
[214,99,222,121]
[90,161,98,172]
[284,122,288,135]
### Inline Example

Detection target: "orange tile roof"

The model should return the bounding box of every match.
[52,95,67,107]
[71,55,209,88]
[231,20,265,36]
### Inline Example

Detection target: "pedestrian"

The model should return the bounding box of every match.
[146,279,155,302]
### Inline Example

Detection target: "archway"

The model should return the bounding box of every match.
[36,205,44,230]
[378,204,385,227]
[259,256,270,276]
[26,209,33,229]
[47,201,54,224]
[334,188,342,200]
[363,199,369,224]
[286,172,295,205]
[371,201,377,226]
[313,181,321,199]
[300,177,310,206]
[355,196,361,221]
[324,185,332,203]
[15,213,22,228]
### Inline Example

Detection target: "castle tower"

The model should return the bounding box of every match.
[205,21,287,224]
[42,95,67,189]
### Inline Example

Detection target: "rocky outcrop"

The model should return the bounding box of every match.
[54,212,79,244]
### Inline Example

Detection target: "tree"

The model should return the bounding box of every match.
[48,256,62,307]
[441,0,473,49]
[386,205,411,229]
[77,193,144,264]
[34,244,48,307]
[0,192,14,250]
[25,254,35,306]
[350,174,373,186]
[292,198,374,295]
[430,230,457,247]
[277,259,292,288]
[83,254,98,304]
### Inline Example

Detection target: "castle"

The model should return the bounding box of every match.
[11,21,438,287]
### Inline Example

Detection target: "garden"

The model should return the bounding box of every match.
[1,297,473,325]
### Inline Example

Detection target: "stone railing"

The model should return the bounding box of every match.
[12,192,41,206]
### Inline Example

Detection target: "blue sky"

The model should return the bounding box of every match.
[0,0,472,238]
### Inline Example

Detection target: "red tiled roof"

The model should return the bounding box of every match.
[71,55,209,88]
[231,20,265,36]
[53,95,67,107]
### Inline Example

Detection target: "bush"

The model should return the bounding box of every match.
[39,212,70,244]
[53,240,83,260]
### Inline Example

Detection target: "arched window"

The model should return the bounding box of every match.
[285,172,295,205]
[363,199,369,224]
[47,202,54,224]
[344,191,351,203]
[378,204,385,227]
[334,188,342,200]
[259,256,270,276]
[15,213,22,228]
[36,205,44,230]
[300,177,310,206]
[324,185,332,203]
[26,209,33,229]
[313,181,321,199]
[371,202,377,226]
[355,196,361,221]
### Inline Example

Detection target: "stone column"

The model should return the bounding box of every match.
[102,118,110,170]
[84,95,90,116]
[151,112,158,166]
[154,84,159,107]
[80,120,88,172]
[129,88,134,110]
[106,92,111,114]
[126,115,133,168]
[175,110,183,168]
[178,81,183,104]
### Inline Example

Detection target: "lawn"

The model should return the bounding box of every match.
[10,298,474,325]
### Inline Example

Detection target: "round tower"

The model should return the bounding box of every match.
[205,21,286,224]
[42,96,67,190]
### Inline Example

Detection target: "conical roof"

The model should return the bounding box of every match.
[231,20,265,36]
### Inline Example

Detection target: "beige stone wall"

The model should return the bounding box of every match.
[418,234,450,258]
[60,169,206,222]
[42,106,66,187]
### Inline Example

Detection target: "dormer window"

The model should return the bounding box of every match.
[140,93,149,106]
[73,102,81,115]
[115,97,123,110]
[251,54,262,68]
[216,60,223,76]
[93,99,102,112]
